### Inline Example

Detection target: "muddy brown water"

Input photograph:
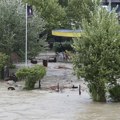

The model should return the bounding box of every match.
[0,62,120,120]
[0,88,120,120]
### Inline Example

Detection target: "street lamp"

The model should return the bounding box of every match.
[25,3,28,66]
[25,3,33,66]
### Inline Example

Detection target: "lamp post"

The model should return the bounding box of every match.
[25,4,33,66]
[25,3,28,66]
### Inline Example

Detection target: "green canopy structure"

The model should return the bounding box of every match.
[52,29,81,37]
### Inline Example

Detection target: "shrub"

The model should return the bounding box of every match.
[16,65,46,90]
[9,64,16,69]
[53,42,73,53]
[88,82,106,102]
[0,52,9,70]
[109,84,120,102]
[0,53,9,79]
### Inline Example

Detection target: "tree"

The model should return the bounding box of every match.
[23,0,102,30]
[0,0,46,59]
[66,0,100,28]
[73,7,120,102]
[23,0,66,30]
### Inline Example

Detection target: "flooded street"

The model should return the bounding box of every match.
[76,100,120,120]
[0,63,120,120]
[0,89,120,120]
[0,84,87,120]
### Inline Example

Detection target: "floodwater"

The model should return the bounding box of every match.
[0,88,120,120]
[76,101,120,120]
[0,87,84,120]
[0,63,120,120]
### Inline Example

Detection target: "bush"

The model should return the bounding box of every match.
[16,65,46,90]
[0,53,9,70]
[0,53,9,79]
[109,84,120,102]
[88,82,106,102]
[53,42,73,53]
[9,64,16,69]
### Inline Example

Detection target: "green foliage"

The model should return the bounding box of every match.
[53,42,73,52]
[109,84,120,102]
[16,65,46,90]
[66,0,100,28]
[73,7,120,102]
[88,81,106,102]
[23,0,66,30]
[0,53,9,71]
[8,64,16,69]
[0,0,46,59]
[22,0,102,41]
[22,0,101,31]
[58,0,68,7]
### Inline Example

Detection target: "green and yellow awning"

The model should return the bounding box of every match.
[52,29,81,37]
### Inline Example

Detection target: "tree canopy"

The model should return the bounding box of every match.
[24,0,101,29]
[73,7,120,102]
[0,0,46,59]
[66,0,100,28]
[23,0,66,30]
